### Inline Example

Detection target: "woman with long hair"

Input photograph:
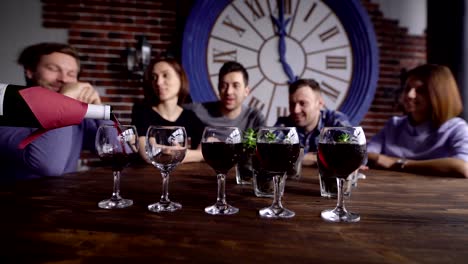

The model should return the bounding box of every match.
[367,64,468,178]
[131,56,204,163]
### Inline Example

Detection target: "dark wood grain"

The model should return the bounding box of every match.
[4,162,468,263]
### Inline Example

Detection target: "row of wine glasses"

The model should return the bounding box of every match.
[95,124,187,211]
[95,124,367,223]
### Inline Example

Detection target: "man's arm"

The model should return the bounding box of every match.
[0,127,75,177]
[61,82,101,104]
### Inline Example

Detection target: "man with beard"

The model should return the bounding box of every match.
[0,42,104,181]
[275,78,351,166]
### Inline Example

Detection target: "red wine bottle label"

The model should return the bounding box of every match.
[19,86,88,129]
[18,86,89,149]
[0,84,112,148]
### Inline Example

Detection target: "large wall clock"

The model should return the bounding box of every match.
[182,0,379,126]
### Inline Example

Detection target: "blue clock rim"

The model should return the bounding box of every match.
[182,0,379,126]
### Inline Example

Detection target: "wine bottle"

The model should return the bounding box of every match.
[1,83,114,149]
[0,83,112,127]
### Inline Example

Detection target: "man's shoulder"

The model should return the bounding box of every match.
[243,105,263,118]
[242,105,266,127]
[321,109,351,126]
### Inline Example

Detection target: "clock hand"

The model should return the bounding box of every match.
[278,32,297,83]
[271,0,297,83]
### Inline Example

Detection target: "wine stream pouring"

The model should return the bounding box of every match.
[0,83,112,149]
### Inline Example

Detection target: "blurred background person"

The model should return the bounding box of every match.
[367,64,468,178]
[184,61,265,131]
[275,78,352,166]
[0,42,105,181]
[131,56,204,163]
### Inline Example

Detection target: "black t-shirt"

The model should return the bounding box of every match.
[131,103,204,149]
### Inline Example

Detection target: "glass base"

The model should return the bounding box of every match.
[205,203,239,215]
[98,198,133,209]
[148,201,182,212]
[259,206,295,219]
[321,208,360,223]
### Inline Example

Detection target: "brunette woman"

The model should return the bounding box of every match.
[367,64,468,178]
[131,56,204,163]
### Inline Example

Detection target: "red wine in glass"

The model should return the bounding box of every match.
[317,143,366,179]
[256,143,300,173]
[99,152,131,171]
[202,126,242,215]
[96,124,138,209]
[318,126,367,223]
[202,142,242,174]
[256,127,300,219]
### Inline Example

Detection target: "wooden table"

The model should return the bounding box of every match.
[4,162,468,263]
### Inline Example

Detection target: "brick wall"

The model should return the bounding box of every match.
[41,0,426,138]
[42,0,183,122]
[360,0,426,137]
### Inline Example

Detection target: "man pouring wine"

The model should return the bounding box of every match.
[0,42,107,181]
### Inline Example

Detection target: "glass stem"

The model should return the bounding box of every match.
[215,173,227,206]
[271,174,284,209]
[335,178,347,215]
[160,172,171,204]
[111,170,122,201]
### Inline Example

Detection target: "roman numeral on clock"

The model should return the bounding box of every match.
[273,0,292,15]
[244,0,265,20]
[277,106,288,118]
[248,96,265,111]
[326,56,347,69]
[320,81,340,102]
[319,26,339,42]
[222,16,246,37]
[212,49,237,63]
[303,2,317,22]
[283,0,292,15]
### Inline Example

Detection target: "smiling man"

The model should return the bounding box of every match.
[184,61,265,130]
[19,43,101,103]
[0,42,105,181]
[275,78,351,165]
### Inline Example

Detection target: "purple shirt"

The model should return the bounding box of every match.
[368,116,468,162]
[0,119,105,181]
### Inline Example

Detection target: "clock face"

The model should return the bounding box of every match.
[183,0,379,126]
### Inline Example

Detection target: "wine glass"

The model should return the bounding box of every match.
[146,126,187,212]
[202,126,242,215]
[256,127,300,218]
[317,126,367,223]
[95,124,138,209]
